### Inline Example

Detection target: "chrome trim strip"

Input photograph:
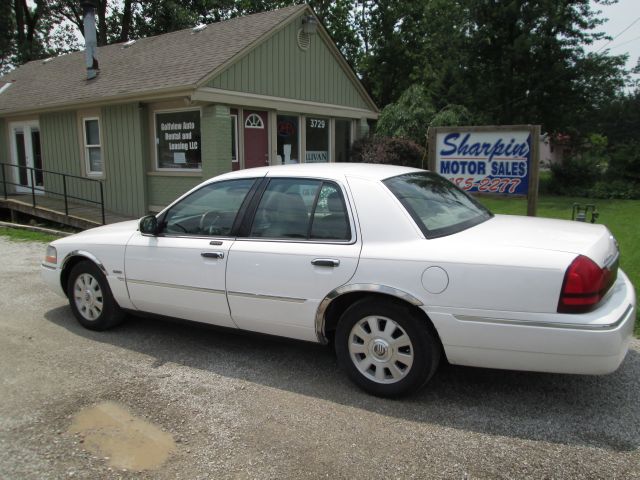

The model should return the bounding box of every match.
[455,304,633,331]
[62,250,108,276]
[315,284,424,344]
[236,237,356,246]
[41,263,57,271]
[157,234,234,241]
[227,291,306,303]
[127,278,225,295]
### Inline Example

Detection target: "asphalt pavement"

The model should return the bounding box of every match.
[0,237,639,479]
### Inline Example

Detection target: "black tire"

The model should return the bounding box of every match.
[66,261,125,331]
[335,298,441,397]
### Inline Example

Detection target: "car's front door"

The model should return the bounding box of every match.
[125,178,257,327]
[226,178,361,342]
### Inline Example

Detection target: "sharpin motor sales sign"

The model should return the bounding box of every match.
[428,125,541,214]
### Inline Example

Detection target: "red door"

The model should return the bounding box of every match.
[243,111,269,169]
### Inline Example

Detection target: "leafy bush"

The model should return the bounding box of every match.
[548,135,640,199]
[537,170,553,195]
[376,84,476,146]
[350,136,426,169]
[607,142,640,181]
[548,134,609,195]
[588,180,640,199]
[429,104,474,128]
[548,155,602,194]
[376,85,435,145]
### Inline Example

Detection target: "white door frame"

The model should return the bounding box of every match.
[9,120,43,194]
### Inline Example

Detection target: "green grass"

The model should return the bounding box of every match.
[0,227,60,243]
[477,195,640,335]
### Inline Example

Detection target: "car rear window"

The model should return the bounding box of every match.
[383,172,492,238]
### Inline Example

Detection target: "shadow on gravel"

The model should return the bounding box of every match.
[45,306,640,453]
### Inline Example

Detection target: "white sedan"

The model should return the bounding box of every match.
[41,164,636,397]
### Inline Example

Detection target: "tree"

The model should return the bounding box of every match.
[0,2,15,74]
[591,89,640,181]
[357,0,416,106]
[356,0,628,137]
[132,0,203,38]
[429,104,474,128]
[376,84,436,145]
[49,0,134,45]
[13,0,48,64]
[308,0,361,70]
[595,89,640,145]
[459,0,628,133]
[2,0,79,73]
[376,84,475,146]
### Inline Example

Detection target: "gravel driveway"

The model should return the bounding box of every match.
[0,237,639,479]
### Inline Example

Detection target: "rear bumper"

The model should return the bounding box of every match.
[427,270,636,375]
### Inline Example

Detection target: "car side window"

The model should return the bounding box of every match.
[161,178,255,236]
[250,179,320,239]
[310,183,351,240]
[249,179,351,241]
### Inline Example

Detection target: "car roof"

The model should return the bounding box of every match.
[210,163,424,183]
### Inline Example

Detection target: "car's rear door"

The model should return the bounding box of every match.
[226,177,361,342]
[125,178,257,328]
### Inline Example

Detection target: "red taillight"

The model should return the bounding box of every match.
[558,255,616,313]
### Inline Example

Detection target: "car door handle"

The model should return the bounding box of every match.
[201,251,224,259]
[311,258,340,267]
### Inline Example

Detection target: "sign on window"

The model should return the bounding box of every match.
[305,117,329,163]
[156,110,201,170]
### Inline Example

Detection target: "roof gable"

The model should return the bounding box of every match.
[0,5,306,116]
[203,10,377,111]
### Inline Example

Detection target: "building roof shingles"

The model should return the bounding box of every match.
[0,5,306,115]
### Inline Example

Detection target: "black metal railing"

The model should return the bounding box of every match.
[1,162,105,224]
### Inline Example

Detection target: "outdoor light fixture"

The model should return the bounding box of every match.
[302,15,318,34]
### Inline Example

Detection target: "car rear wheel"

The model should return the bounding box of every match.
[335,298,440,397]
[67,261,125,331]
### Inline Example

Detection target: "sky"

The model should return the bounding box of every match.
[586,0,640,85]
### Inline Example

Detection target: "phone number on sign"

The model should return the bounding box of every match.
[448,177,522,193]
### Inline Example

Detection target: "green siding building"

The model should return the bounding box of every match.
[0,5,378,220]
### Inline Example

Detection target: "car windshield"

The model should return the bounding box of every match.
[383,172,493,238]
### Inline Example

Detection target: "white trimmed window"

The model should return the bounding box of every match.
[245,113,264,129]
[83,118,102,175]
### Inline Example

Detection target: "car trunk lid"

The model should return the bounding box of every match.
[452,214,619,268]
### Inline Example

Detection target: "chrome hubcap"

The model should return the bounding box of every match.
[348,316,414,384]
[73,273,103,321]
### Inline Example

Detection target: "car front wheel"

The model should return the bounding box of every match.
[67,261,125,331]
[335,298,441,397]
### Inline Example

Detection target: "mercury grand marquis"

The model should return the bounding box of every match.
[41,163,636,396]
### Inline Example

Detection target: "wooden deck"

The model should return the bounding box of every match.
[0,194,134,230]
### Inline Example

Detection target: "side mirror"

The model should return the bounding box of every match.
[139,215,159,235]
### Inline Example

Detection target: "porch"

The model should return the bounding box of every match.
[1,162,135,230]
